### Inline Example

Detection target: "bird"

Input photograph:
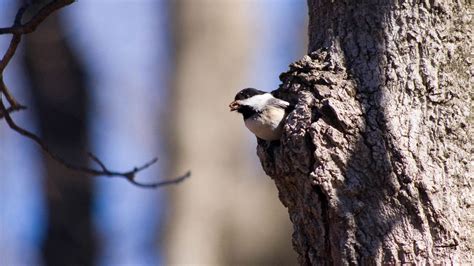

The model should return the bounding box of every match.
[229,88,290,141]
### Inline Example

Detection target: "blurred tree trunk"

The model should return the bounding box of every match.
[164,0,296,265]
[22,9,95,266]
[257,0,472,264]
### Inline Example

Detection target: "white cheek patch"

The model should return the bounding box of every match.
[237,93,273,111]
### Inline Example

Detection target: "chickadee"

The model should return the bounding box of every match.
[229,88,290,141]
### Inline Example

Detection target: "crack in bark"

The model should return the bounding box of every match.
[313,185,332,266]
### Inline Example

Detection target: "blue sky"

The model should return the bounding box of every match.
[0,1,306,265]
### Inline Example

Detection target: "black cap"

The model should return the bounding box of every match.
[234,88,266,101]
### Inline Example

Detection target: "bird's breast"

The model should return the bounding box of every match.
[244,107,286,141]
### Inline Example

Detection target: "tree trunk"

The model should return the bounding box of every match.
[258,0,472,264]
[23,11,95,266]
[164,1,296,265]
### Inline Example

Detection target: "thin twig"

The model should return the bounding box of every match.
[0,1,75,106]
[0,3,28,109]
[14,5,28,26]
[0,35,21,72]
[87,152,109,171]
[0,76,22,108]
[0,103,26,118]
[0,97,190,188]
[0,0,190,188]
[0,0,75,35]
[0,3,35,71]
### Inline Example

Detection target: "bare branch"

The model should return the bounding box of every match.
[0,3,29,109]
[14,5,28,26]
[0,35,21,72]
[0,0,190,188]
[0,97,190,188]
[88,152,109,171]
[0,0,75,35]
[0,103,26,118]
[0,76,22,108]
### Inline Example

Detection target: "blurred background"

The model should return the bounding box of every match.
[0,0,307,265]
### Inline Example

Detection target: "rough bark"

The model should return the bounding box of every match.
[258,0,472,264]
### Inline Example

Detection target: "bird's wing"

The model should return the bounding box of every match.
[268,97,290,110]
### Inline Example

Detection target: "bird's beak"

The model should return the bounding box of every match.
[229,101,240,112]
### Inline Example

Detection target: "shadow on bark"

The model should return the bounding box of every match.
[334,2,403,261]
[310,0,438,262]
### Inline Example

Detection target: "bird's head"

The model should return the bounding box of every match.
[229,88,269,117]
[229,88,291,140]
